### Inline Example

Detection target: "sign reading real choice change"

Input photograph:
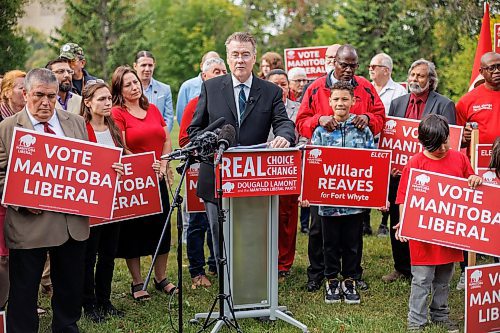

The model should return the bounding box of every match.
[216,148,302,198]
[465,263,500,333]
[90,152,162,226]
[2,128,122,219]
[399,169,500,257]
[284,46,328,79]
[301,146,392,209]
[379,116,463,172]
[185,162,206,213]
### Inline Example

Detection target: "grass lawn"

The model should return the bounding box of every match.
[36,122,481,332]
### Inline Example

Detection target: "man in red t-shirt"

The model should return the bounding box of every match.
[456,52,500,146]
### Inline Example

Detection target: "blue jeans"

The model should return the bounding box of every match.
[186,212,216,278]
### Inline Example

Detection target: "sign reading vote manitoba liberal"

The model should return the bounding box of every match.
[185,162,206,213]
[216,148,302,198]
[301,146,392,208]
[1,128,122,219]
[465,263,500,333]
[379,116,463,172]
[284,46,328,79]
[399,169,500,257]
[90,152,162,226]
[0,311,5,333]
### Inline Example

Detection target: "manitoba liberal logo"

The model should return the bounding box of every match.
[307,148,322,165]
[411,173,430,193]
[383,119,397,135]
[222,182,235,193]
[286,50,295,59]
[468,269,483,289]
[16,134,37,155]
[482,170,498,185]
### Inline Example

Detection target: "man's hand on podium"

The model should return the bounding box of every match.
[268,136,290,148]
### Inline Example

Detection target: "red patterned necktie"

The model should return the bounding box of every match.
[42,122,56,134]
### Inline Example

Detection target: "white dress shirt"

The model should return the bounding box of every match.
[26,109,66,137]
[231,74,253,125]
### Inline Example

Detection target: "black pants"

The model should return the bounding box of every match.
[388,177,411,276]
[306,206,324,283]
[7,238,86,333]
[83,222,120,307]
[322,213,364,279]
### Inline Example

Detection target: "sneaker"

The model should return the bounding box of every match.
[456,271,465,290]
[377,224,389,237]
[382,270,405,283]
[407,323,426,331]
[433,319,459,333]
[98,302,124,317]
[341,279,360,304]
[325,279,342,304]
[356,278,369,290]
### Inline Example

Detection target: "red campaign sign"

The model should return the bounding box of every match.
[301,146,392,209]
[379,116,463,172]
[90,152,162,226]
[465,263,500,333]
[477,168,499,186]
[185,163,205,213]
[284,46,328,79]
[216,149,302,198]
[476,144,493,170]
[1,128,121,219]
[0,311,5,333]
[495,24,500,53]
[399,82,408,92]
[399,169,500,257]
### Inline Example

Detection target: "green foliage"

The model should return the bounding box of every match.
[51,0,150,80]
[145,0,244,97]
[0,0,28,73]
[24,27,57,70]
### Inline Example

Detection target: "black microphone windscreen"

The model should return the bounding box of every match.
[218,124,236,147]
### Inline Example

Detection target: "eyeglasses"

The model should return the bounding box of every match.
[228,53,253,61]
[481,64,500,73]
[53,69,75,75]
[87,79,105,86]
[325,56,336,63]
[368,64,387,70]
[291,79,308,84]
[32,92,57,101]
[337,61,359,70]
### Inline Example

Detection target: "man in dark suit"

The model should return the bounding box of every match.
[188,32,295,262]
[382,59,456,284]
[0,68,120,332]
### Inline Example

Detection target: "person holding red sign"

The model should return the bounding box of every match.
[302,82,375,304]
[111,66,176,300]
[395,114,482,332]
[79,81,126,321]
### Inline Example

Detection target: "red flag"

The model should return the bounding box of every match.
[469,2,492,90]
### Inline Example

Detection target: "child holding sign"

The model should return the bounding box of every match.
[301,81,374,304]
[395,114,482,332]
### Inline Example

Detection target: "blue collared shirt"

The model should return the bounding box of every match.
[143,78,174,132]
[176,74,203,124]
[56,91,74,111]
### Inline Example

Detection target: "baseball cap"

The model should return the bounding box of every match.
[60,43,84,60]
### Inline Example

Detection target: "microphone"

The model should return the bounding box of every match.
[214,124,236,166]
[247,97,255,105]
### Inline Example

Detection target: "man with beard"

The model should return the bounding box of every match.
[382,59,456,284]
[46,59,82,114]
[295,44,385,293]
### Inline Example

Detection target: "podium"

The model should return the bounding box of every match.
[194,147,308,333]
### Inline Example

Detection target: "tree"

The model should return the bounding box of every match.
[51,0,149,80]
[0,0,28,73]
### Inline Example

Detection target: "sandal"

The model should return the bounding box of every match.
[130,282,150,301]
[154,278,177,295]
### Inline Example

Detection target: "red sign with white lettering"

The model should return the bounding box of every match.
[1,128,122,219]
[185,163,206,213]
[90,152,162,226]
[216,149,302,198]
[301,146,391,208]
[465,263,500,333]
[476,144,493,171]
[284,46,329,79]
[399,169,500,257]
[0,311,5,333]
[379,116,463,172]
[495,24,500,53]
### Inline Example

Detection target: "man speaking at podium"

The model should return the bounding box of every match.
[188,31,295,263]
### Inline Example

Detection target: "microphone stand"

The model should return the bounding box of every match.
[197,152,242,333]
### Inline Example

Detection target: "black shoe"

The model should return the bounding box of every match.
[356,279,369,291]
[83,304,106,323]
[98,302,124,317]
[363,226,373,236]
[341,279,360,304]
[306,280,321,292]
[325,279,342,304]
[300,227,310,234]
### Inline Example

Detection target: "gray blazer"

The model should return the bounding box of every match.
[0,108,90,249]
[388,91,456,124]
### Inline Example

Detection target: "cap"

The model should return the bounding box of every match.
[59,43,84,60]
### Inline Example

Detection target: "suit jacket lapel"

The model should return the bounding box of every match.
[398,95,411,118]
[222,75,238,122]
[16,108,35,130]
[56,108,76,137]
[241,78,262,124]
[422,91,437,116]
